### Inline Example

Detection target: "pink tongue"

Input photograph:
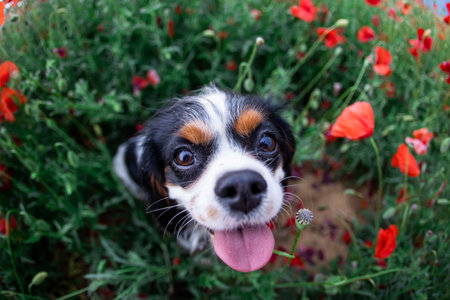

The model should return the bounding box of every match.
[213,224,274,272]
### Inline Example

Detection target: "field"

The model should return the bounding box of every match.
[1,0,449,299]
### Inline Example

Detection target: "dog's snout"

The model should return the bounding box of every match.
[215,170,267,214]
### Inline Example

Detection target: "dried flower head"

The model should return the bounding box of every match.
[295,208,313,230]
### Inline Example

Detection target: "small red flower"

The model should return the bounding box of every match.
[1,87,27,123]
[364,240,374,248]
[168,20,174,38]
[136,123,144,132]
[172,257,181,265]
[388,7,398,20]
[380,81,395,98]
[374,224,399,259]
[373,46,392,76]
[405,137,427,155]
[413,128,433,146]
[146,69,160,86]
[175,5,182,15]
[343,231,352,245]
[444,3,450,24]
[132,76,149,95]
[250,9,262,21]
[0,216,17,236]
[53,47,67,58]
[396,187,408,204]
[391,144,420,177]
[365,0,382,6]
[330,102,374,140]
[0,163,12,191]
[357,26,375,43]
[439,61,450,84]
[0,61,19,87]
[408,28,432,61]
[372,14,381,27]
[290,0,318,23]
[224,60,237,71]
[0,2,5,28]
[289,256,304,268]
[218,31,228,39]
[317,27,346,48]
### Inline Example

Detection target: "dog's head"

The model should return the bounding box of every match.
[114,85,295,272]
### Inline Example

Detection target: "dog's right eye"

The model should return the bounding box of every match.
[174,149,195,167]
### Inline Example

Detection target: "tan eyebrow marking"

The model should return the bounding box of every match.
[206,206,219,221]
[178,120,214,145]
[234,109,264,136]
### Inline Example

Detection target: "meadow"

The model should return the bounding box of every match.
[0,0,449,299]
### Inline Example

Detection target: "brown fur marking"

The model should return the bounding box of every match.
[178,120,214,145]
[206,206,219,221]
[234,109,264,136]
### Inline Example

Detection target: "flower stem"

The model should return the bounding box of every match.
[369,137,383,229]
[234,41,259,92]
[400,153,410,233]
[6,210,25,297]
[285,229,302,269]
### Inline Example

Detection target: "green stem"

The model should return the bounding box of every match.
[369,137,383,230]
[400,151,410,232]
[333,57,370,119]
[275,268,402,289]
[285,229,302,269]
[234,41,259,92]
[293,50,341,124]
[6,210,25,297]
[287,24,339,79]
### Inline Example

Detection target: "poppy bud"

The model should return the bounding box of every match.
[28,271,48,289]
[335,19,349,28]
[295,208,313,230]
[256,37,265,46]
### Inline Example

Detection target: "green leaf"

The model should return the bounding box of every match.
[273,249,295,259]
[440,137,450,153]
[382,207,396,219]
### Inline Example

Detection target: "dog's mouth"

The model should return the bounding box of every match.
[212,224,274,272]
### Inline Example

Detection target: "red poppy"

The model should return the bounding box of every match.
[330,102,374,140]
[132,76,149,95]
[373,46,392,76]
[396,187,408,204]
[357,26,375,43]
[408,28,432,61]
[405,137,427,155]
[372,14,381,27]
[175,5,182,15]
[172,257,181,265]
[364,240,374,248]
[224,60,237,71]
[0,61,19,87]
[250,9,261,21]
[289,256,304,268]
[343,231,352,245]
[290,0,318,23]
[388,7,398,20]
[397,1,411,14]
[1,87,27,123]
[439,61,450,84]
[146,69,160,86]
[391,144,420,177]
[0,163,12,190]
[317,27,346,48]
[413,128,433,146]
[0,216,17,236]
[0,2,5,28]
[444,3,450,24]
[168,20,174,38]
[53,47,67,58]
[365,0,382,6]
[374,224,399,259]
[135,123,144,132]
[381,81,395,98]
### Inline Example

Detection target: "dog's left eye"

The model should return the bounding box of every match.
[174,149,195,167]
[258,135,277,152]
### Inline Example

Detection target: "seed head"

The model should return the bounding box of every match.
[295,208,313,230]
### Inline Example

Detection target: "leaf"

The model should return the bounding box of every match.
[440,137,450,153]
[28,271,48,290]
[436,199,449,205]
[272,249,295,259]
[67,151,79,168]
[382,207,396,219]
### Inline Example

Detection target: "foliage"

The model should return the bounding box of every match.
[0,0,449,299]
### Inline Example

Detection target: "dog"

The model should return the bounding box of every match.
[113,85,295,272]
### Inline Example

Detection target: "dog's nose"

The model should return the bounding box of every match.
[215,170,267,214]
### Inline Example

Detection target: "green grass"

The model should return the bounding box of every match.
[1,0,449,298]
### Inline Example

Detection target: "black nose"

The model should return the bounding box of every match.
[215,170,267,214]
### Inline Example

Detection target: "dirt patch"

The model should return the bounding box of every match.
[270,173,370,272]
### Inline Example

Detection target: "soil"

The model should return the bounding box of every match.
[270,172,371,272]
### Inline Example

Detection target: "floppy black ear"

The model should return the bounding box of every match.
[268,111,296,175]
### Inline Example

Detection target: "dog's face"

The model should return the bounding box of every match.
[114,86,295,272]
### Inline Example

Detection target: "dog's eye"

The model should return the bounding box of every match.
[174,149,195,167]
[258,135,276,152]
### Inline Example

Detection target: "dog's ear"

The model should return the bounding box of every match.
[268,111,296,174]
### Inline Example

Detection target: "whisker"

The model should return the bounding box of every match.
[146,203,184,214]
[163,209,188,238]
